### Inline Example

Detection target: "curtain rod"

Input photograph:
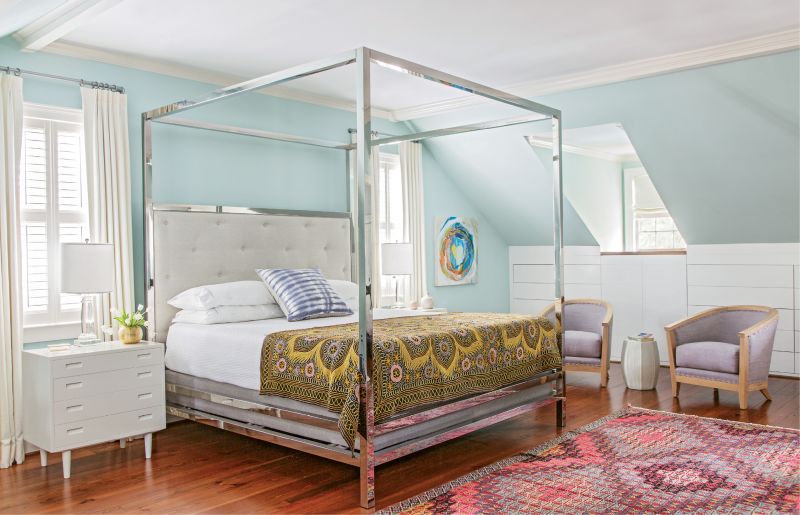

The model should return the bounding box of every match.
[1,65,125,94]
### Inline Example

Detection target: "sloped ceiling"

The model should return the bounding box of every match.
[414,50,799,245]
[415,120,596,246]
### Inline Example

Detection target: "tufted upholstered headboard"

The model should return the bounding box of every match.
[148,206,352,342]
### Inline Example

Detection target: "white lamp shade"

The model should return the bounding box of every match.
[381,243,413,276]
[61,243,114,294]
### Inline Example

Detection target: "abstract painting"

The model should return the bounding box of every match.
[435,216,477,286]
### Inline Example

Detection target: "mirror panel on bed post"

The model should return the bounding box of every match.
[355,46,376,510]
[142,113,155,342]
[552,114,566,427]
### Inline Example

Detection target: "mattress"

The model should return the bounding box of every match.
[165,308,441,391]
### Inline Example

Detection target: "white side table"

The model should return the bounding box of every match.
[621,338,660,390]
[23,341,166,478]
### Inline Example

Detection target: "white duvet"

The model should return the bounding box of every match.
[165,309,442,391]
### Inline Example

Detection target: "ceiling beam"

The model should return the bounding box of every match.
[13,0,124,52]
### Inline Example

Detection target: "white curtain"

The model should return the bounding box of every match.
[349,133,382,308]
[81,88,134,335]
[399,141,427,302]
[0,73,25,468]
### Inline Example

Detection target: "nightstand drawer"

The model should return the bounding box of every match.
[54,407,166,449]
[53,365,162,401]
[52,348,163,378]
[53,386,165,424]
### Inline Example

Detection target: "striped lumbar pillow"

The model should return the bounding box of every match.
[256,268,353,322]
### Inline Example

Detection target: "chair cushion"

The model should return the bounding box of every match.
[564,330,602,358]
[675,341,739,374]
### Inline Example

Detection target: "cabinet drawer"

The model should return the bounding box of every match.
[54,407,166,449]
[53,365,162,401]
[53,386,165,424]
[52,348,163,378]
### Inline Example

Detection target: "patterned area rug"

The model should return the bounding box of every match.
[382,407,800,514]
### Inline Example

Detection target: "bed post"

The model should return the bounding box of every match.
[142,113,156,341]
[354,46,376,510]
[552,114,566,428]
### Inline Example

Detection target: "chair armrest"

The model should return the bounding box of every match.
[739,309,779,383]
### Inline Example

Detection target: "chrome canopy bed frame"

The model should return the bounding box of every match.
[142,47,565,509]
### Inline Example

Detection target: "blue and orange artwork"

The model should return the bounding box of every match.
[435,216,478,286]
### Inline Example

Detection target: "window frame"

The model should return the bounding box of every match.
[623,167,685,252]
[20,103,89,343]
[376,152,408,307]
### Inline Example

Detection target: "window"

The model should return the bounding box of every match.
[20,104,89,334]
[624,167,685,251]
[376,153,408,306]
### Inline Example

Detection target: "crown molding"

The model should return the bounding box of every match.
[41,41,396,120]
[526,137,626,163]
[392,29,800,121]
[40,28,798,123]
[13,0,124,52]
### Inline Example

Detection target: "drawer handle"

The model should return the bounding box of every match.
[65,361,83,369]
[65,381,83,390]
[138,393,153,400]
[137,353,151,359]
[66,404,84,413]
[67,427,84,436]
[138,414,153,421]
[137,371,152,379]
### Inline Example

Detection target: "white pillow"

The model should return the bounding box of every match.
[168,281,275,310]
[328,279,359,311]
[172,304,284,325]
[328,279,358,301]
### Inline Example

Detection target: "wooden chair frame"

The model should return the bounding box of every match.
[664,305,778,410]
[539,299,613,387]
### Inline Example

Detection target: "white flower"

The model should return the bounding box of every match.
[137,304,144,312]
[125,316,132,326]
[134,313,143,321]
[110,308,120,317]
[143,321,150,328]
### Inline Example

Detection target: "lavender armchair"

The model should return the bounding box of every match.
[539,299,613,387]
[665,305,779,409]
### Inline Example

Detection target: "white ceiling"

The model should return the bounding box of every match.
[0,0,65,37]
[7,0,800,114]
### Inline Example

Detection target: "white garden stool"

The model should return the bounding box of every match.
[621,338,660,390]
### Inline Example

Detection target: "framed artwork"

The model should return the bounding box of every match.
[435,216,478,286]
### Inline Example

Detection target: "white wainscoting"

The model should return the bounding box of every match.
[509,243,800,377]
[687,244,800,377]
[602,254,688,365]
[509,246,686,365]
[509,246,601,316]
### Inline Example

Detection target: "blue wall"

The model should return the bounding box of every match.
[0,37,510,315]
[423,149,510,312]
[416,50,800,244]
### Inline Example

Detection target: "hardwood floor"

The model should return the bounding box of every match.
[2,365,798,514]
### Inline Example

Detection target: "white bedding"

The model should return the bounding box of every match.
[165,309,442,391]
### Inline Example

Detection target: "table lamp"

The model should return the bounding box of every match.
[381,242,412,309]
[61,241,114,345]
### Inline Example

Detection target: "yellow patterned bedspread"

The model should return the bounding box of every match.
[260,313,561,449]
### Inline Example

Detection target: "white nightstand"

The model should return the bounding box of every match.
[23,341,166,478]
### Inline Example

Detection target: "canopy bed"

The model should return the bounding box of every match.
[142,47,565,509]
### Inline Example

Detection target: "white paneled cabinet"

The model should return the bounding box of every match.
[23,341,166,478]
[601,254,687,363]
[510,243,799,377]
